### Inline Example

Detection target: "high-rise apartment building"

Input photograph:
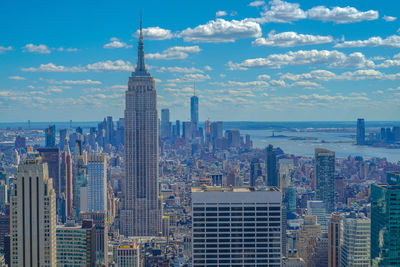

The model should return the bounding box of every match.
[315,148,335,213]
[59,129,68,150]
[340,213,370,267]
[120,17,161,237]
[266,144,279,187]
[328,214,340,267]
[45,124,56,148]
[10,155,57,267]
[371,172,400,266]
[192,186,282,267]
[356,118,365,145]
[88,154,107,212]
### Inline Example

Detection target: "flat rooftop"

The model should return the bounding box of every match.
[192,186,280,193]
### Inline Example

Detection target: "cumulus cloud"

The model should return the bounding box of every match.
[179,18,261,43]
[257,74,271,80]
[134,27,174,40]
[158,66,203,73]
[211,80,269,87]
[22,60,133,72]
[281,69,400,81]
[228,50,375,70]
[249,1,265,7]
[47,79,102,85]
[253,30,333,47]
[383,15,397,22]
[104,37,132,49]
[307,6,379,23]
[204,65,213,71]
[167,73,210,83]
[23,44,51,54]
[57,47,79,52]
[249,0,378,24]
[216,11,227,17]
[335,35,400,48]
[8,76,26,80]
[147,46,201,60]
[0,46,12,53]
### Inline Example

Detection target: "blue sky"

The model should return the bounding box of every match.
[1,0,400,122]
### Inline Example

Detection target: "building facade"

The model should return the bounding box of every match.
[315,148,335,213]
[10,155,57,267]
[87,154,107,212]
[192,186,282,266]
[120,17,161,237]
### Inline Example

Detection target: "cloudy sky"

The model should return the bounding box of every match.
[1,0,400,122]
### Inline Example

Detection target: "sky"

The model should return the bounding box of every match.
[1,0,400,122]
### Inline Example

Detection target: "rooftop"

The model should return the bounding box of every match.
[192,186,280,193]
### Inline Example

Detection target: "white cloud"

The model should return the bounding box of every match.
[159,66,203,73]
[307,6,379,24]
[249,1,265,7]
[104,37,132,49]
[0,46,12,53]
[211,80,269,87]
[228,50,375,70]
[57,47,79,52]
[86,60,133,71]
[253,30,333,47]
[204,65,213,71]
[281,70,336,81]
[48,79,102,85]
[281,69,400,81]
[383,15,397,22]
[8,76,26,80]
[167,73,210,83]
[250,0,306,23]
[216,11,227,17]
[147,46,201,60]
[289,81,322,88]
[249,0,378,24]
[134,27,174,40]
[21,63,86,72]
[335,35,400,48]
[257,74,271,80]
[23,44,51,54]
[179,18,261,43]
[22,60,133,72]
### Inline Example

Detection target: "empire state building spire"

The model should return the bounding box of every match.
[134,12,149,76]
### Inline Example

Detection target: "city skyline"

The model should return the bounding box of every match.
[1,0,400,122]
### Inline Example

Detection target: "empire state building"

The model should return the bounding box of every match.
[121,18,161,236]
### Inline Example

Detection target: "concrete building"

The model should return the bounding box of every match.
[56,220,95,267]
[307,200,328,232]
[37,147,60,200]
[192,186,282,266]
[10,155,57,267]
[120,17,161,237]
[340,213,370,267]
[283,256,306,267]
[296,215,322,267]
[88,154,107,212]
[315,148,335,213]
[328,214,341,267]
[311,233,328,267]
[116,239,140,267]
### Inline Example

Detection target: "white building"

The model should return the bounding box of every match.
[88,153,107,212]
[340,213,370,267]
[10,155,57,267]
[192,186,282,266]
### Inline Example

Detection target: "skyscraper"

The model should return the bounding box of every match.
[160,108,171,139]
[250,158,262,186]
[371,172,400,266]
[315,148,335,213]
[190,93,199,127]
[88,154,107,212]
[61,138,73,220]
[45,124,56,147]
[340,213,370,267]
[37,147,61,200]
[120,16,161,237]
[328,214,340,267]
[10,154,57,267]
[266,144,279,187]
[356,118,365,145]
[296,215,322,267]
[192,186,282,267]
[59,129,67,150]
[307,200,328,232]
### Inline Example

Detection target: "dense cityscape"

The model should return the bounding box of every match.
[2,1,400,267]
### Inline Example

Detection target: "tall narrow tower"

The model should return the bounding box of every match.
[121,16,161,236]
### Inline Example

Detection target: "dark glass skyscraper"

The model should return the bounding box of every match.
[250,158,262,186]
[315,148,335,213]
[266,144,278,187]
[371,172,400,266]
[45,124,56,147]
[190,94,199,127]
[356,118,365,145]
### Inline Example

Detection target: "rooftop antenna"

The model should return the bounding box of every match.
[140,10,143,37]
